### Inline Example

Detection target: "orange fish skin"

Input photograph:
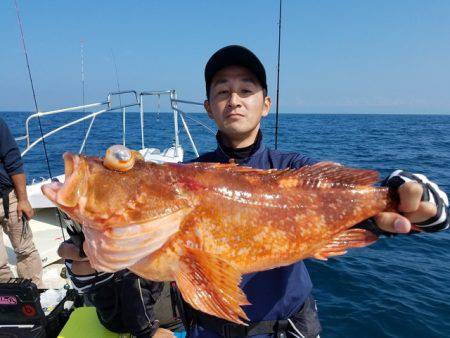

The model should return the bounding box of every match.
[42,153,390,324]
[45,153,191,229]
[130,162,389,277]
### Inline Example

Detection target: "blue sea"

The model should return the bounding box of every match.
[1,111,449,338]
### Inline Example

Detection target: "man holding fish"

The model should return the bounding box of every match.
[52,45,449,338]
[173,45,449,338]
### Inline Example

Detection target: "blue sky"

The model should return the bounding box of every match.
[1,1,449,114]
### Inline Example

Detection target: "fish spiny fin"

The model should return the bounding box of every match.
[170,161,275,175]
[313,228,378,260]
[279,162,380,188]
[175,246,250,325]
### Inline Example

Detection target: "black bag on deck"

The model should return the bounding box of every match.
[0,278,80,338]
[0,279,46,338]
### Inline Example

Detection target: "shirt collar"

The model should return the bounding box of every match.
[214,130,265,164]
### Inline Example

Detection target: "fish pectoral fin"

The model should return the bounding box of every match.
[313,228,378,261]
[175,246,250,325]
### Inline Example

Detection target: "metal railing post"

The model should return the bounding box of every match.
[140,94,145,149]
[171,90,180,157]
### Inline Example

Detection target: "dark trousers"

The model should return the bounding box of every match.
[87,272,164,338]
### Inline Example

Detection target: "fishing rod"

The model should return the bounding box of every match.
[14,0,66,239]
[274,0,282,149]
[14,0,53,178]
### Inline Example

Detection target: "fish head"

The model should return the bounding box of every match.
[41,146,178,229]
[42,151,104,226]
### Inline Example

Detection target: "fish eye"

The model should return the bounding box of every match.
[112,145,131,161]
[103,145,136,172]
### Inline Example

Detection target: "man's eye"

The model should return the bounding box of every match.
[241,89,252,94]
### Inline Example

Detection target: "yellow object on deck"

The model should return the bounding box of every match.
[58,307,131,338]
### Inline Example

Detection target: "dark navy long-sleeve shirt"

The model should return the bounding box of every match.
[0,118,24,189]
[187,131,316,338]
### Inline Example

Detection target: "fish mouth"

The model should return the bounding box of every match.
[41,152,86,208]
[41,180,63,204]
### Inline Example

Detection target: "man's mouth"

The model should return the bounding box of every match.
[225,112,245,119]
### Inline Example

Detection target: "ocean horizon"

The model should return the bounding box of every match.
[1,111,449,337]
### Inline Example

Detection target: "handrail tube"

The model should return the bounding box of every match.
[140,95,145,149]
[22,102,139,157]
[15,135,28,141]
[22,109,108,157]
[78,115,97,154]
[170,91,180,157]
[107,90,139,108]
[122,107,126,146]
[178,112,199,157]
[171,99,204,106]
[24,101,108,147]
[140,90,173,96]
[35,102,107,116]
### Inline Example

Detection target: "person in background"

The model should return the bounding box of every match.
[172,45,450,338]
[0,117,43,288]
[57,216,180,338]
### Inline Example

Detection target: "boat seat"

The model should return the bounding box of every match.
[58,307,186,338]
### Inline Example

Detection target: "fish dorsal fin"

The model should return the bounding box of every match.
[279,162,380,188]
[313,228,378,260]
[173,161,269,174]
[175,246,250,325]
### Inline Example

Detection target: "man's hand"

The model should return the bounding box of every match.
[17,198,34,220]
[58,241,95,275]
[153,328,176,338]
[11,173,34,220]
[374,181,437,233]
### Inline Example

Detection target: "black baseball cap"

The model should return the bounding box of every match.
[204,45,267,98]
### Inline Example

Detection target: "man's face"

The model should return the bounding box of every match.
[204,66,271,140]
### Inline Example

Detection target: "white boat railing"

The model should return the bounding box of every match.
[15,89,210,160]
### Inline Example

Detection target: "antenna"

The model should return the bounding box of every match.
[111,49,125,145]
[80,39,87,153]
[81,39,85,111]
[274,0,282,149]
[111,49,122,106]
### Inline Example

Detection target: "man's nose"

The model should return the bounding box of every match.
[227,92,241,108]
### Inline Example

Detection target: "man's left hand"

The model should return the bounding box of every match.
[373,171,449,234]
[17,199,34,220]
[374,181,437,233]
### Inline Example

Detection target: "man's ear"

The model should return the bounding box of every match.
[262,96,272,117]
[204,100,214,119]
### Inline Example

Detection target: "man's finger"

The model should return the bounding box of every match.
[17,208,23,221]
[398,182,423,212]
[403,201,437,223]
[373,212,411,233]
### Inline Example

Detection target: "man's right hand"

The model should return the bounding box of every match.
[153,328,176,338]
[58,242,96,275]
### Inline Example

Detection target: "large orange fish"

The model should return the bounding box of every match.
[42,145,393,324]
